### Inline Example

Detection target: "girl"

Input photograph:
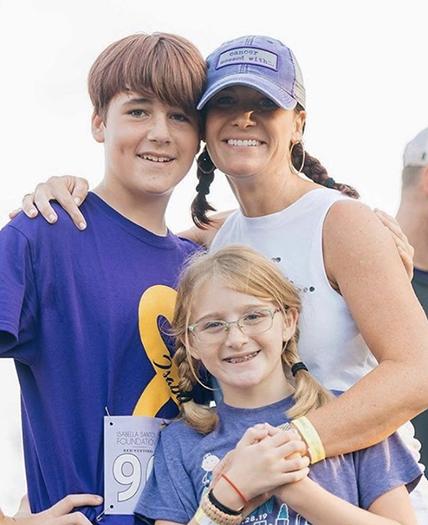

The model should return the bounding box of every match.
[136,245,420,525]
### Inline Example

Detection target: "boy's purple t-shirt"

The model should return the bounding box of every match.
[136,396,422,523]
[0,192,199,524]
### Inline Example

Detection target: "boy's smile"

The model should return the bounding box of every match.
[92,91,200,209]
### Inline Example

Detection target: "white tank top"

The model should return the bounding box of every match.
[211,187,377,391]
[211,187,428,516]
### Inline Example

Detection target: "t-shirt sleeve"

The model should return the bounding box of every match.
[0,224,38,361]
[135,426,199,524]
[354,431,422,509]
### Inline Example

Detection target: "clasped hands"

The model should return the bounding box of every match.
[210,423,310,516]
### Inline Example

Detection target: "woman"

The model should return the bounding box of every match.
[13,35,428,518]
[189,34,428,517]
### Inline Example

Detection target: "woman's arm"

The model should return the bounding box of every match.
[10,179,415,275]
[275,479,417,525]
[307,200,428,456]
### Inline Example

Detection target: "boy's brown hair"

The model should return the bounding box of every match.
[88,32,206,119]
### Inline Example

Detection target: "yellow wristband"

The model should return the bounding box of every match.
[291,416,326,464]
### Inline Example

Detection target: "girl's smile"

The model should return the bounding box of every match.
[188,277,297,408]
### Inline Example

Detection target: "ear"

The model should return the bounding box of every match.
[282,308,299,341]
[291,110,306,144]
[420,166,428,196]
[91,112,106,143]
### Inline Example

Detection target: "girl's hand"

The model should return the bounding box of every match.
[9,176,89,230]
[211,424,309,510]
[1,494,102,524]
[211,423,289,485]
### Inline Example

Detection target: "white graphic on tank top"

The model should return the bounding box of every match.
[271,257,316,295]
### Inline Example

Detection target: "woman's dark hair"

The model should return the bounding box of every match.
[191,147,217,228]
[191,104,359,228]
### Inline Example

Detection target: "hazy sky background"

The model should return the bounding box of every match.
[1,0,428,514]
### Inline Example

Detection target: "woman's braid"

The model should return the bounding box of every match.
[191,148,217,228]
[291,141,360,199]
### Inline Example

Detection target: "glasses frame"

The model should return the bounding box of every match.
[188,307,280,342]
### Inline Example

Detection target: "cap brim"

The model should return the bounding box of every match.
[197,73,298,111]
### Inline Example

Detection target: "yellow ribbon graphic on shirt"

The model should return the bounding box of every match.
[132,285,181,416]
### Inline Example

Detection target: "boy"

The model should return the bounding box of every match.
[0,32,206,524]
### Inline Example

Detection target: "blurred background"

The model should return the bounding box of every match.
[1,0,428,514]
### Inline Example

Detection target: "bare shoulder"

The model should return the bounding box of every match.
[323,199,400,279]
[322,198,427,363]
[324,199,387,244]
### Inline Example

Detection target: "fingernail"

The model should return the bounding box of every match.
[29,208,37,217]
[74,197,81,205]
[79,222,87,230]
[96,495,103,503]
[48,214,57,223]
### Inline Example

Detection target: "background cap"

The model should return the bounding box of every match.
[197,35,305,111]
[403,128,428,167]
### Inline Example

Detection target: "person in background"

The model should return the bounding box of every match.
[396,126,428,469]
[397,128,428,313]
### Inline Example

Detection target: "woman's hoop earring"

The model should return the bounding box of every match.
[289,140,305,175]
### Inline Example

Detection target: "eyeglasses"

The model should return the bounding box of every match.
[188,308,280,344]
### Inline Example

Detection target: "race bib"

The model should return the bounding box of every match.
[104,415,167,515]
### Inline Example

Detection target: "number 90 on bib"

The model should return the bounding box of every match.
[104,415,167,515]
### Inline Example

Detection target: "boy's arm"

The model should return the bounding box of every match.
[0,226,38,360]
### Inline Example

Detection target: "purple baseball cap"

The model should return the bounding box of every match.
[197,35,306,111]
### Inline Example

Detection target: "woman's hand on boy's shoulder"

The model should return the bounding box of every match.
[9,175,89,231]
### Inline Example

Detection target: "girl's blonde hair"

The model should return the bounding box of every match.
[173,245,332,434]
